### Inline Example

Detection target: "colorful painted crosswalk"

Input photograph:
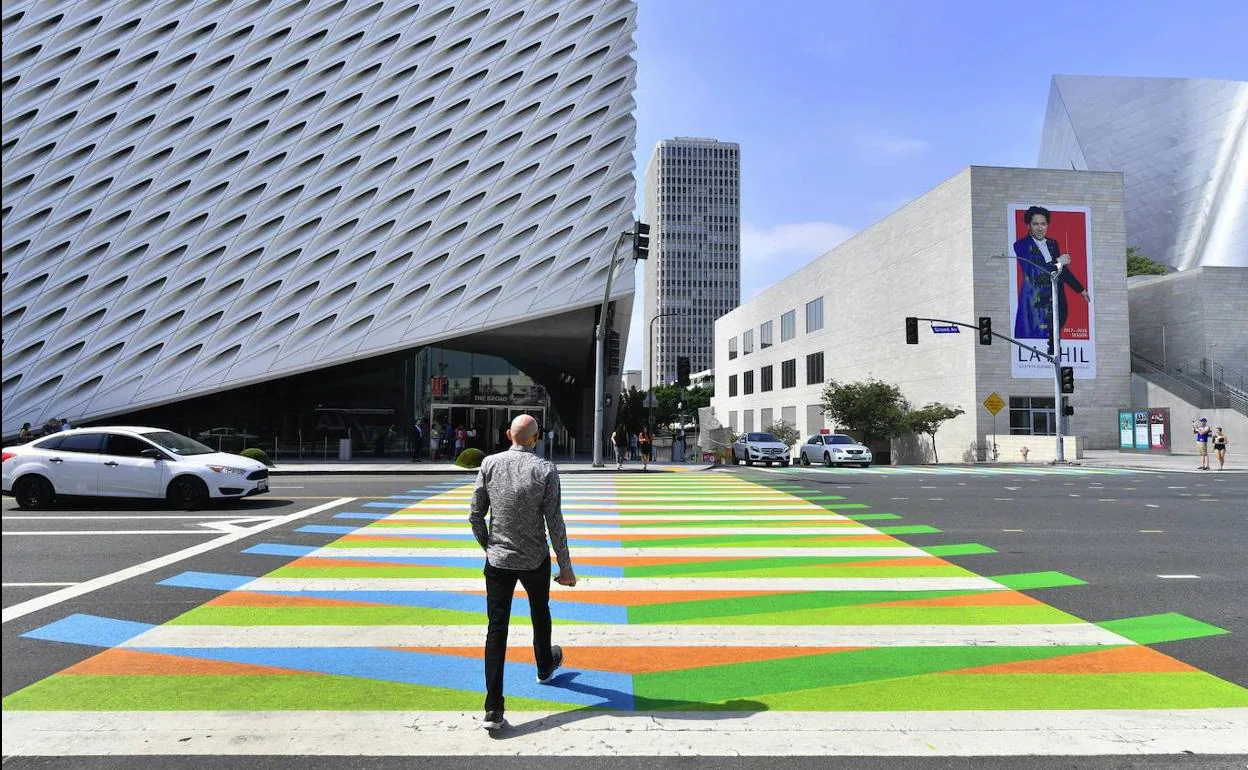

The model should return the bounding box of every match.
[4,473,1246,757]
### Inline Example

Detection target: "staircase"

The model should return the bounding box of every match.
[1131,353,1248,417]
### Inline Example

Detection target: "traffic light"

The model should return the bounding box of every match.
[1060,366,1075,394]
[905,316,918,345]
[978,316,992,345]
[676,356,691,387]
[606,330,621,376]
[633,221,650,259]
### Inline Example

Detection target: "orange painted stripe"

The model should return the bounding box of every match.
[457,589,789,606]
[866,591,1041,608]
[338,535,449,543]
[395,646,862,674]
[576,555,740,567]
[949,646,1199,675]
[62,649,320,677]
[206,592,381,609]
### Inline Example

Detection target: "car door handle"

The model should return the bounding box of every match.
[104,461,119,467]
[48,457,64,463]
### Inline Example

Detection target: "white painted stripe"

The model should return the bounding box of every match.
[355,526,875,535]
[1,498,354,625]
[1157,574,1201,579]
[382,513,850,522]
[118,622,1132,649]
[314,546,929,559]
[1,530,224,535]
[2,582,78,587]
[1,515,284,520]
[12,709,1242,757]
[236,576,1004,593]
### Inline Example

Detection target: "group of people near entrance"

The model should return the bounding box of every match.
[16,418,72,443]
[611,425,653,470]
[1192,418,1229,470]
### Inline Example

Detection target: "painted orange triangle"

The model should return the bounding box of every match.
[207,592,382,608]
[865,591,1040,608]
[947,646,1199,675]
[62,648,321,677]
[395,645,863,674]
[458,589,788,606]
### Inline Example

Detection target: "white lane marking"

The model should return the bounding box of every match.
[7,709,1246,757]
[1139,530,1164,533]
[1002,529,1025,532]
[1167,486,1186,489]
[2,582,78,587]
[1146,504,1160,508]
[382,513,852,522]
[1005,486,1021,491]
[921,486,937,489]
[236,576,1008,593]
[889,497,909,500]
[1097,499,1119,502]
[928,498,943,501]
[1,530,223,536]
[355,526,878,536]
[1,498,354,625]
[1157,575,1201,579]
[120,622,1130,649]
[1069,494,1081,497]
[993,498,1014,501]
[312,546,930,559]
[1,515,284,520]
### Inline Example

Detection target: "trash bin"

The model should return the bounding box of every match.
[338,438,352,461]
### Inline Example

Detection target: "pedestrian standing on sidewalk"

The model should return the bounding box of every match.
[1212,427,1228,470]
[410,420,424,462]
[638,427,652,471]
[629,430,639,461]
[1193,418,1212,470]
[469,413,576,732]
[612,424,628,470]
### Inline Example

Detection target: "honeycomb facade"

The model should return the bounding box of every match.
[1,0,638,437]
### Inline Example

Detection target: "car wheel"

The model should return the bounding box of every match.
[745,456,754,466]
[167,476,209,511]
[860,462,871,468]
[14,475,55,510]
[781,460,790,467]
[801,453,810,466]
[823,452,832,467]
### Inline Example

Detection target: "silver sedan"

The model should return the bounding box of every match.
[798,434,872,467]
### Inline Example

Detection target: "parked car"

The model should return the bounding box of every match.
[2,427,269,510]
[798,433,873,467]
[731,432,791,466]
[196,427,259,449]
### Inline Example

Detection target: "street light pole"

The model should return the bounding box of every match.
[1049,263,1065,464]
[648,309,687,426]
[592,231,634,468]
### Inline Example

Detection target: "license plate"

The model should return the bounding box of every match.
[257,480,269,492]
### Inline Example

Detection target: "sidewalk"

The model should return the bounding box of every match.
[1065,448,1236,473]
[268,458,713,475]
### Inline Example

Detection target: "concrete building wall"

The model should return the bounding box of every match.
[1127,267,1248,378]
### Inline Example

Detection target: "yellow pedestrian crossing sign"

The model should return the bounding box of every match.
[983,392,1005,415]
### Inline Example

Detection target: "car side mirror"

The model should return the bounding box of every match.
[140,449,165,460]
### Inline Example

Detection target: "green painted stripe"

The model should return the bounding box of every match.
[670,603,1084,627]
[620,554,919,576]
[624,535,899,547]
[992,571,1087,590]
[843,513,903,521]
[1097,613,1232,645]
[627,589,996,624]
[877,525,942,535]
[923,543,998,556]
[266,566,482,578]
[626,565,978,579]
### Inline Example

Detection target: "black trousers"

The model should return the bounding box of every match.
[483,557,554,711]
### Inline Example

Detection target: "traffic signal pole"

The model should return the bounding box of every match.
[592,231,633,468]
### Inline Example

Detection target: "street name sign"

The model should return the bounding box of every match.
[930,324,960,334]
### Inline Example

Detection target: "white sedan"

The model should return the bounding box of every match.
[2,427,270,510]
[798,433,873,467]
[731,432,791,466]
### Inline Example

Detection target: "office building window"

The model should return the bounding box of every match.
[805,297,824,333]
[781,405,797,428]
[760,407,773,428]
[781,359,796,388]
[728,411,738,431]
[743,370,754,395]
[728,336,737,360]
[728,374,738,397]
[806,351,824,384]
[760,365,773,392]
[743,409,755,432]
[743,329,754,355]
[1009,396,1055,435]
[781,310,796,341]
[760,321,773,349]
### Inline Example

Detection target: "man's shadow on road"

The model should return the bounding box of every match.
[490,671,767,739]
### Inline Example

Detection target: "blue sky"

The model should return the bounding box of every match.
[622,0,1248,370]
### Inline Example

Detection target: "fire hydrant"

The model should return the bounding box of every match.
[1020,446,1030,462]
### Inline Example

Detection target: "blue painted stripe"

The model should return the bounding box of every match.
[159,571,255,591]
[22,614,156,648]
[298,525,368,535]
[363,502,410,509]
[136,646,633,709]
[243,544,317,557]
[334,512,389,521]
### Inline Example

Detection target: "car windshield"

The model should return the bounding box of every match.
[748,433,780,442]
[143,430,215,456]
[828,435,856,445]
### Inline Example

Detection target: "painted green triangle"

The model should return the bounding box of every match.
[878,525,941,535]
[991,571,1086,590]
[1097,613,1231,645]
[924,543,997,556]
[844,513,903,521]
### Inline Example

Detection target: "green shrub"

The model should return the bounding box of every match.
[238,448,274,467]
[455,448,485,469]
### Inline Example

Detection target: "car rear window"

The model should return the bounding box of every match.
[56,433,105,453]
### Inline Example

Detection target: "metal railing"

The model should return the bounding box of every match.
[1131,352,1246,416]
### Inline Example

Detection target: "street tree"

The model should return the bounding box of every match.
[618,386,647,432]
[903,403,965,463]
[821,378,909,449]
[765,420,800,447]
[1126,246,1168,276]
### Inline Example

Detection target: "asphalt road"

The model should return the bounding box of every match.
[2,468,1245,769]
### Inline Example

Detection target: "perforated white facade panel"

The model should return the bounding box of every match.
[1,0,637,436]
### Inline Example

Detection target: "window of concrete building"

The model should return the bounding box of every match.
[743,409,754,432]
[805,351,824,384]
[781,359,796,388]
[743,329,754,355]
[1009,396,1056,435]
[760,365,773,392]
[760,407,773,428]
[805,297,824,333]
[728,411,738,431]
[781,405,797,428]
[806,404,825,434]
[760,321,773,349]
[728,336,737,360]
[780,310,796,341]
[743,370,754,395]
[728,374,738,397]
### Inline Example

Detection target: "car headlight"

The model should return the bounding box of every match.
[207,465,246,475]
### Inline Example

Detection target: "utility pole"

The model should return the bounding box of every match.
[1048,261,1065,463]
[592,222,649,467]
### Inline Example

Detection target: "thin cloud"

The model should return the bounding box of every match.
[859,133,930,156]
[741,221,856,300]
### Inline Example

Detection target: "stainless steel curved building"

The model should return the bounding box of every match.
[2,0,638,441]
[1038,75,1247,271]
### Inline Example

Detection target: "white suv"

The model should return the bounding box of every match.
[2,427,269,510]
[732,432,791,467]
[799,433,873,467]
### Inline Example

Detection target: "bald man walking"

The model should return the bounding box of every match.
[469,414,576,731]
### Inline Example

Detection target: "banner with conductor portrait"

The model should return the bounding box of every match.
[1007,203,1096,379]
